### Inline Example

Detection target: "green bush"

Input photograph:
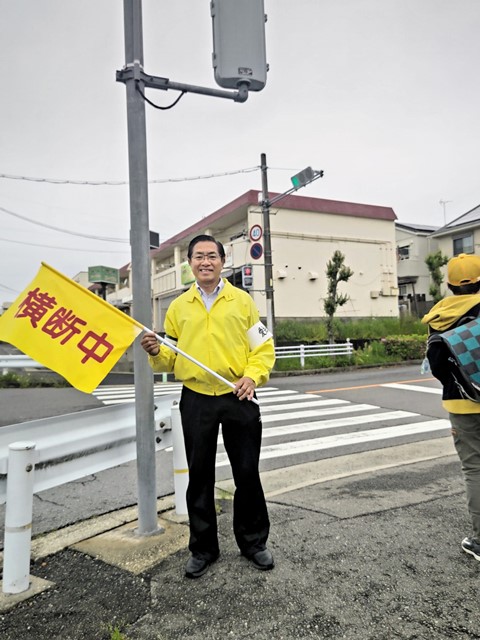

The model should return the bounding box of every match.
[377,335,426,361]
[0,372,70,389]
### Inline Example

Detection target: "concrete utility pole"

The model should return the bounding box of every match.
[259,155,324,339]
[260,153,275,338]
[122,0,158,536]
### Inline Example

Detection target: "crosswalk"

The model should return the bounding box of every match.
[92,382,450,467]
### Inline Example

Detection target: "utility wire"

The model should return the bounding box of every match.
[0,166,260,186]
[0,206,128,243]
[0,282,19,294]
[0,236,129,253]
[135,80,186,110]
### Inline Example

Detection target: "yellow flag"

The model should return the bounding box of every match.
[0,263,144,393]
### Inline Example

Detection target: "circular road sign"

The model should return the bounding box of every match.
[250,242,263,260]
[249,224,263,242]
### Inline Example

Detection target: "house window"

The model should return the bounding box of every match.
[397,245,410,260]
[453,233,474,255]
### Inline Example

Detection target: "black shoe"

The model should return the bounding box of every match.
[461,537,480,561]
[185,554,217,579]
[244,548,274,571]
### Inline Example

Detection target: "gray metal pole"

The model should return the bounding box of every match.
[122,0,159,535]
[261,153,275,339]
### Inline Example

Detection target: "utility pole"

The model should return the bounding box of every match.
[259,155,324,339]
[122,0,158,536]
[261,153,275,338]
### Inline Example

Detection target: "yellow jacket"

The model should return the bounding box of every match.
[148,279,275,396]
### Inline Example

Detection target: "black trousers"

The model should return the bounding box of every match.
[179,386,270,560]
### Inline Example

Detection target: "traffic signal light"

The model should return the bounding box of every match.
[242,264,253,289]
[211,0,268,92]
[291,167,315,190]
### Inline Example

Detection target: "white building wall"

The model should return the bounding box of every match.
[247,206,398,319]
[149,203,400,327]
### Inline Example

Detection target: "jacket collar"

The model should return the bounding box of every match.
[185,278,235,303]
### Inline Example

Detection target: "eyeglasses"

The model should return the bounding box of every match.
[191,252,221,262]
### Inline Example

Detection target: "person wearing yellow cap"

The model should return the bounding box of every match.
[422,253,480,561]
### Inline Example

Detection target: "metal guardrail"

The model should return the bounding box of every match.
[0,355,45,374]
[275,341,353,368]
[0,394,180,504]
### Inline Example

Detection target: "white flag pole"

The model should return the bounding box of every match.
[143,328,260,406]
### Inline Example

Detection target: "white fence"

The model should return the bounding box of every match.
[2,347,354,375]
[275,341,353,368]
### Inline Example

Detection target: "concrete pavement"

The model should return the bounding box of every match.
[1,434,480,640]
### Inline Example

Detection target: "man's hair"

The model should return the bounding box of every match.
[448,281,480,295]
[187,234,225,259]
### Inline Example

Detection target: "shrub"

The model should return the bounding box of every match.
[0,372,70,389]
[381,335,427,361]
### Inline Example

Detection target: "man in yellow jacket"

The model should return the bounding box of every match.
[422,253,480,562]
[141,234,275,578]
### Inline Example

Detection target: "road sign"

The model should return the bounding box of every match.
[250,242,263,260]
[249,224,263,242]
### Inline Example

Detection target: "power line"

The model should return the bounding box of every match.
[0,205,129,243]
[0,282,19,294]
[0,166,260,186]
[0,236,129,253]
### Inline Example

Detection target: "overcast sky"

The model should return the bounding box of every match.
[1,0,479,299]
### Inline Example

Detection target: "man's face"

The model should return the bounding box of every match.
[188,240,225,290]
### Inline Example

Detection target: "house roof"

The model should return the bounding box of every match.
[432,203,480,236]
[151,190,397,259]
[445,204,480,228]
[395,221,439,234]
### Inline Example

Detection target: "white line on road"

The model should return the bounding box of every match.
[216,419,451,466]
[381,383,442,394]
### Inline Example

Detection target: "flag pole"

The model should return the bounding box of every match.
[143,328,260,406]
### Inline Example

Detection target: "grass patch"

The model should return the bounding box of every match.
[275,317,428,343]
[0,372,70,389]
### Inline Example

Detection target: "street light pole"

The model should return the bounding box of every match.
[260,153,275,339]
[122,0,159,535]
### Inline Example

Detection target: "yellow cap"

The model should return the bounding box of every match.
[447,253,480,286]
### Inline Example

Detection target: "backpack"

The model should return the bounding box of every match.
[428,317,480,402]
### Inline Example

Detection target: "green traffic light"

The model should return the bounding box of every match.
[291,175,301,188]
[291,166,314,189]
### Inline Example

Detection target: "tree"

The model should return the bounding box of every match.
[425,250,449,303]
[324,250,353,344]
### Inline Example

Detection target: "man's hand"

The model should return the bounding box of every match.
[141,332,160,357]
[234,376,256,401]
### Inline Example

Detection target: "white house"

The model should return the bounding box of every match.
[147,190,399,329]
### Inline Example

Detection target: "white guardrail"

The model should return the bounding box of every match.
[0,395,184,594]
[0,395,180,505]
[0,355,45,374]
[275,340,353,367]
